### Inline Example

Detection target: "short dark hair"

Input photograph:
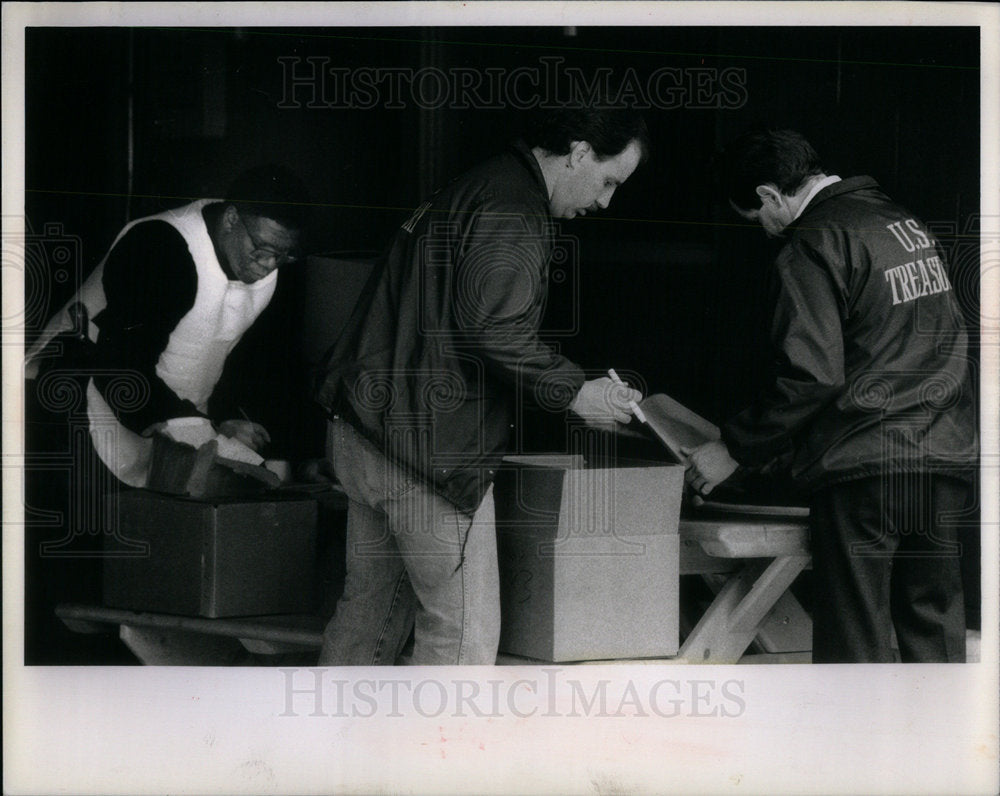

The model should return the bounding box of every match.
[716,129,824,211]
[225,164,311,230]
[525,105,650,164]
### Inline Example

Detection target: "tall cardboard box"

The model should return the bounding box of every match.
[495,456,684,662]
[103,490,318,618]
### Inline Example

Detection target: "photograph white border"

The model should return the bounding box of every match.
[4,3,998,794]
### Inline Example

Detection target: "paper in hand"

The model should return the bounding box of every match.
[160,417,216,448]
[635,393,720,464]
[159,416,264,466]
[214,434,265,466]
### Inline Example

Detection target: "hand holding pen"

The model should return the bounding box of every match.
[217,407,271,453]
[567,369,644,427]
[607,368,646,424]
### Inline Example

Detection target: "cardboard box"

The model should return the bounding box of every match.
[103,490,318,618]
[495,456,684,662]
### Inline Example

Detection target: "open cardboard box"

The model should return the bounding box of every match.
[146,434,280,498]
[494,454,684,662]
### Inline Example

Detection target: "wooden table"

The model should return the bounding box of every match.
[56,503,813,666]
[678,506,812,664]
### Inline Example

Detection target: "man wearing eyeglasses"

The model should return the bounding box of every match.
[28,164,310,486]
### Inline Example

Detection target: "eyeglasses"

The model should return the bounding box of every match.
[236,213,299,267]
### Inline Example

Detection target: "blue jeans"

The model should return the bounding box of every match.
[319,419,500,665]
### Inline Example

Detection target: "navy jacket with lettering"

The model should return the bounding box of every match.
[722,176,978,491]
[315,141,585,513]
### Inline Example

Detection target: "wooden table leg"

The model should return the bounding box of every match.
[678,555,811,663]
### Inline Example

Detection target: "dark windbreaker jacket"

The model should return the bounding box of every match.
[316,141,585,513]
[722,176,978,492]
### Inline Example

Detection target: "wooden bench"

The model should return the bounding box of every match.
[55,603,324,665]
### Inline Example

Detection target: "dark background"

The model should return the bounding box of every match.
[25,25,980,438]
[22,26,981,661]
[25,23,979,446]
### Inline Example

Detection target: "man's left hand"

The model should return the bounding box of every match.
[682,440,739,496]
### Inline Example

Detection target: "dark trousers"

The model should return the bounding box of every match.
[809,474,968,663]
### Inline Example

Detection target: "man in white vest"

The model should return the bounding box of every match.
[28,164,309,487]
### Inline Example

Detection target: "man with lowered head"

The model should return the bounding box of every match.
[29,164,310,483]
[24,165,309,662]
[685,129,977,663]
[315,105,650,665]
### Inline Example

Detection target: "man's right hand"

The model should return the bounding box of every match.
[217,419,271,452]
[568,377,643,428]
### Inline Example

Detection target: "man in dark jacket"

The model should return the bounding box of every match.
[685,129,977,663]
[316,107,649,665]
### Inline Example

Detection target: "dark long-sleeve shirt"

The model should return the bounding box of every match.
[91,220,203,433]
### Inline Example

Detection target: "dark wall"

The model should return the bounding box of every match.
[25,25,980,447]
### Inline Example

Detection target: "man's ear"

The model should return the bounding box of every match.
[755,184,783,207]
[568,140,592,167]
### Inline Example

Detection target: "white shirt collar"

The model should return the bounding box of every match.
[793,175,842,221]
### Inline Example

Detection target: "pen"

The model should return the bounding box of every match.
[236,406,270,450]
[607,369,647,423]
